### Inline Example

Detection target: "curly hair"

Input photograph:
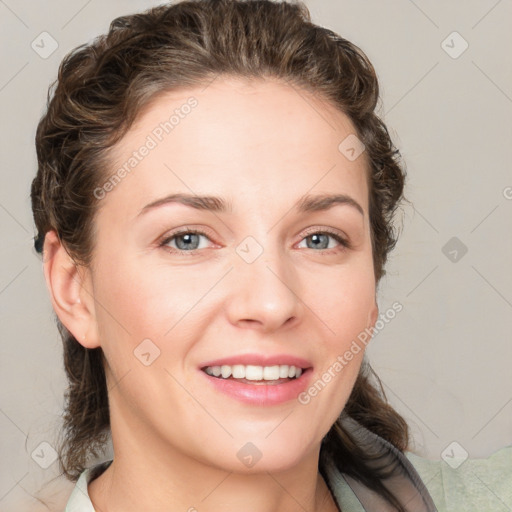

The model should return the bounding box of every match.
[31,0,409,509]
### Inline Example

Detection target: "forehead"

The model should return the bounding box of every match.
[100,76,370,219]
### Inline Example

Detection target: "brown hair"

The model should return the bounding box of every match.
[31,0,409,509]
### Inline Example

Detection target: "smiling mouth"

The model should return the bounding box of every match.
[202,364,304,383]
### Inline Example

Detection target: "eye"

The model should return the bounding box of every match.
[297,228,351,252]
[158,227,351,255]
[159,229,213,253]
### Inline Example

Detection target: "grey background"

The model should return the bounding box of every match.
[1,0,511,510]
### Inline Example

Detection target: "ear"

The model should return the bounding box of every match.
[367,296,379,332]
[42,230,100,349]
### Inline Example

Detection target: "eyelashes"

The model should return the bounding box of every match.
[159,229,212,253]
[158,227,351,255]
[300,226,351,251]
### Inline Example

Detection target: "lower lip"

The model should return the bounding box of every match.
[200,369,312,405]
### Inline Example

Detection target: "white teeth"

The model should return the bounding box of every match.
[263,365,280,380]
[279,365,289,378]
[204,364,304,380]
[221,365,232,378]
[245,365,263,380]
[232,364,245,379]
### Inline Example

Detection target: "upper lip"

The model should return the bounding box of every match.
[200,353,313,369]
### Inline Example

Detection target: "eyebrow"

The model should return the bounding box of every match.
[137,192,364,217]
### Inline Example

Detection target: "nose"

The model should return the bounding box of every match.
[224,240,303,333]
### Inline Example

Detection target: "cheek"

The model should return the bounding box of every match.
[90,251,213,385]
[92,253,183,337]
[88,256,165,383]
[315,263,376,343]
[305,262,375,406]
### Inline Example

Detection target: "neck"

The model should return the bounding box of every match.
[88,404,338,512]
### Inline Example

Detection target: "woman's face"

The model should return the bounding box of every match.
[80,77,378,472]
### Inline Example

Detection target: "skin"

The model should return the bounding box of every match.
[44,76,379,512]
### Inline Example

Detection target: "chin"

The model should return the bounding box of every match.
[199,434,319,475]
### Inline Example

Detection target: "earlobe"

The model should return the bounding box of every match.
[42,230,100,349]
[367,299,379,332]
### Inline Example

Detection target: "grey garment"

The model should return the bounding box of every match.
[323,416,438,511]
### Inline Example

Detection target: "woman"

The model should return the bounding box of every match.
[31,0,437,510]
